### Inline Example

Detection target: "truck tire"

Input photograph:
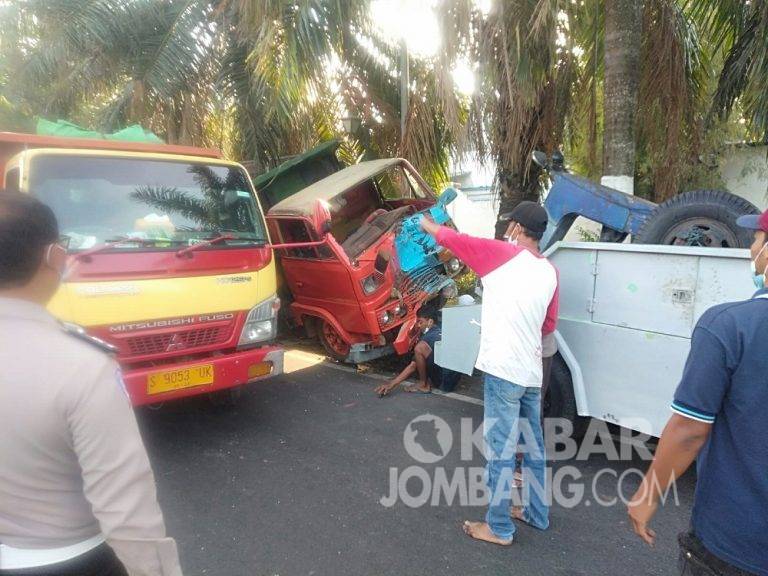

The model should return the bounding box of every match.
[545,355,589,440]
[634,189,759,248]
[318,319,351,362]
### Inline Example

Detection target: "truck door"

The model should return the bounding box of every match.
[273,218,367,333]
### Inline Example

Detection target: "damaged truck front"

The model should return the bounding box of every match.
[264,158,463,362]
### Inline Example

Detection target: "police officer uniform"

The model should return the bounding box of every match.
[0,297,182,575]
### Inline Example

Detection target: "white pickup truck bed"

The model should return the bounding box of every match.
[436,242,754,437]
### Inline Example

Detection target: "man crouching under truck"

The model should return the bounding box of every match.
[420,201,559,546]
[374,305,461,396]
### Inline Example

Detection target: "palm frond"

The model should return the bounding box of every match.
[637,0,710,200]
[131,186,212,226]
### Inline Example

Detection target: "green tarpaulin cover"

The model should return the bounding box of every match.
[36,118,163,144]
[252,139,341,210]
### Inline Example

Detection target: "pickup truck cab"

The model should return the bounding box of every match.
[265,158,463,362]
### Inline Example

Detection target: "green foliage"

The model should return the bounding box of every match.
[336,138,365,167]
[686,0,768,142]
[0,0,766,208]
[0,0,463,184]
[454,270,477,296]
[0,96,34,132]
[575,226,600,242]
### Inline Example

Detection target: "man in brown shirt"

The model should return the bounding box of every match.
[0,192,182,575]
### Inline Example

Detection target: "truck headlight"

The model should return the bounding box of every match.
[361,273,384,295]
[446,257,461,273]
[238,296,280,347]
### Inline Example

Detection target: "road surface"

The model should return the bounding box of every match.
[137,350,693,576]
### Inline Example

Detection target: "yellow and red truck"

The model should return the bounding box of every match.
[1,132,283,406]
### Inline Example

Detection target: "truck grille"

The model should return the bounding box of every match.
[396,267,452,307]
[125,326,229,356]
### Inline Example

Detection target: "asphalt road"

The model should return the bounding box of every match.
[136,350,694,576]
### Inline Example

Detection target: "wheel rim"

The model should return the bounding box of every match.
[659,217,740,247]
[322,322,350,357]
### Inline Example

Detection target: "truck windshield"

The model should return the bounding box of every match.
[29,155,267,252]
[328,165,431,244]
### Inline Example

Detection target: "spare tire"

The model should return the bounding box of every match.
[634,189,759,248]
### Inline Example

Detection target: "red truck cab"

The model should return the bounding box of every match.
[265,158,463,362]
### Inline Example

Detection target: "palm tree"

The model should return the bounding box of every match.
[3,0,760,209]
[601,0,643,194]
[438,1,575,234]
[687,0,768,142]
[439,0,718,219]
[1,0,462,187]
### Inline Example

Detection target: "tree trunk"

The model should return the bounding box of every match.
[494,166,541,239]
[602,0,643,195]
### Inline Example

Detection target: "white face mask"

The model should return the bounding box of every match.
[505,224,520,246]
[45,243,69,281]
[751,242,768,289]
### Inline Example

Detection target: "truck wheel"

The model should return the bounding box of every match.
[545,355,589,440]
[318,320,351,362]
[634,189,758,248]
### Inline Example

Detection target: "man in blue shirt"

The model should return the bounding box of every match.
[628,211,768,575]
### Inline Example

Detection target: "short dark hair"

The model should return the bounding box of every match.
[520,224,544,242]
[0,191,59,288]
[417,304,439,323]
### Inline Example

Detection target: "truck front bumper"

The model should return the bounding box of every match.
[122,346,284,406]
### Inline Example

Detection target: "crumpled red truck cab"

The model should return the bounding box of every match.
[265,157,464,363]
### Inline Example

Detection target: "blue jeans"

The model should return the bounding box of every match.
[484,373,549,540]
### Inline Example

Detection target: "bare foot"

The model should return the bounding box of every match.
[510,506,525,521]
[404,384,431,394]
[462,521,513,545]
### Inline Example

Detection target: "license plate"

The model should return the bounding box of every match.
[147,364,214,395]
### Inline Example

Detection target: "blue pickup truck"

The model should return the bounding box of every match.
[535,150,759,249]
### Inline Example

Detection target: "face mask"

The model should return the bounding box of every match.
[506,224,520,246]
[751,243,768,289]
[45,243,69,280]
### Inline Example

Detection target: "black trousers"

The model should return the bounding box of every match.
[0,544,127,576]
[678,532,757,576]
[541,354,553,402]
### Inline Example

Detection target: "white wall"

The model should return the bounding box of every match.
[446,187,498,239]
[719,144,768,211]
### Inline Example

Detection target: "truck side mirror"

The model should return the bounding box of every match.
[532,150,548,169]
[438,187,458,207]
[311,199,332,238]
